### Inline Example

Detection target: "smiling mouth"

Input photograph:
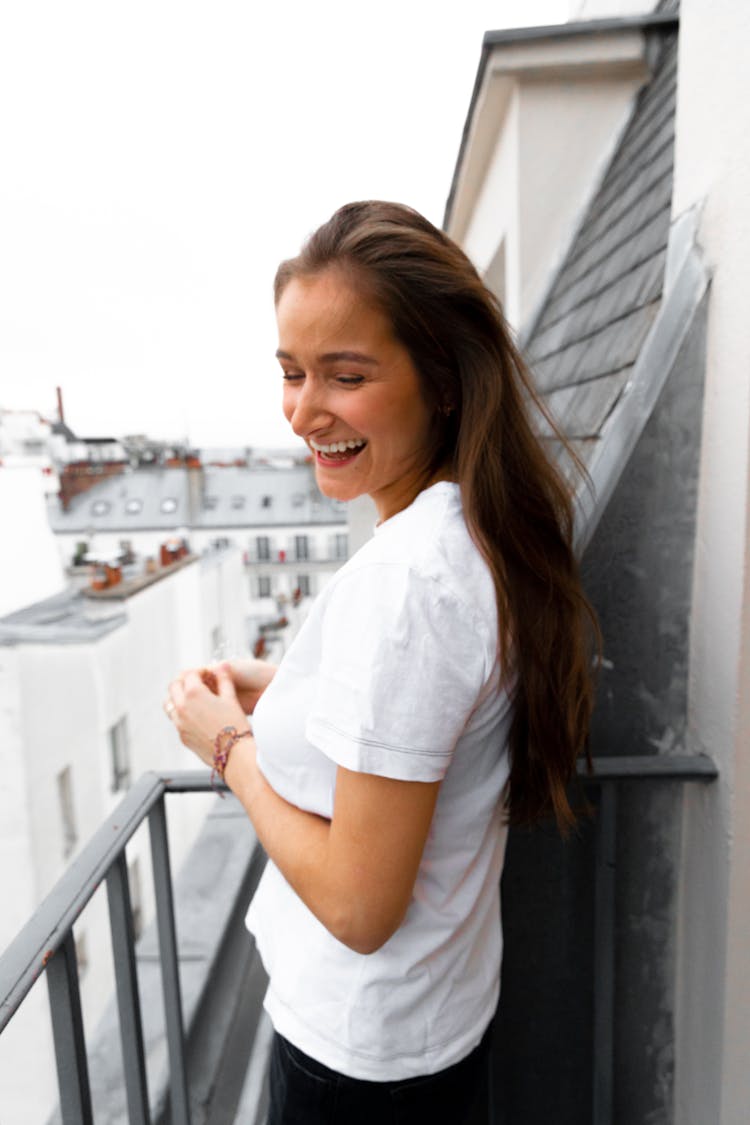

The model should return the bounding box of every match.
[309,438,367,463]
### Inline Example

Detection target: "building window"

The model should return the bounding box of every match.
[57,766,77,859]
[292,492,305,508]
[261,495,273,509]
[211,625,226,661]
[109,717,131,792]
[257,576,272,598]
[256,536,271,561]
[231,495,245,510]
[124,498,142,515]
[297,574,311,597]
[160,497,178,515]
[333,533,348,560]
[294,535,309,561]
[91,499,110,516]
[203,495,218,510]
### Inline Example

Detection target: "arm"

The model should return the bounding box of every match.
[166,667,441,954]
[229,743,440,954]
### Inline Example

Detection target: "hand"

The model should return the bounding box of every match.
[216,657,277,715]
[164,665,251,769]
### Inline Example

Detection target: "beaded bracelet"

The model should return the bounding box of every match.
[211,725,252,792]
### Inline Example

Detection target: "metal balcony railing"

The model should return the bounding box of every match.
[0,770,263,1125]
[0,756,717,1125]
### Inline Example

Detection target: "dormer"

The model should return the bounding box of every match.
[444,12,675,334]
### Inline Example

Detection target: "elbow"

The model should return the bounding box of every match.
[330,905,406,956]
[345,931,390,956]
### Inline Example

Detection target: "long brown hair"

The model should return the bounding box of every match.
[275,201,598,831]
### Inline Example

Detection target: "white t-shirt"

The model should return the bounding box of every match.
[246,481,513,1081]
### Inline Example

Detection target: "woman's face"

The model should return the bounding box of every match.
[275,269,436,521]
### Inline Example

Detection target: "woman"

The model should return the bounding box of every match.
[165,201,597,1123]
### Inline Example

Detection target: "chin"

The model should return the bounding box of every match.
[314,473,364,506]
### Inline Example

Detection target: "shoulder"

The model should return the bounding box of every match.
[325,482,497,647]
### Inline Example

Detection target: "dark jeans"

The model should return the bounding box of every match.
[266,1020,493,1125]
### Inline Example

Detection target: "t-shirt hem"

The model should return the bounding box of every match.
[306,716,450,783]
[262,981,500,1082]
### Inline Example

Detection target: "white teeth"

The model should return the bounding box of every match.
[310,438,366,454]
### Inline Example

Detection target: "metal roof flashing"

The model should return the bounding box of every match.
[482,12,679,50]
[573,209,709,553]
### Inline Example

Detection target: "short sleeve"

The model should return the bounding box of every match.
[305,562,494,782]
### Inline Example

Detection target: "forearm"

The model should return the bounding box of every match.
[225,738,368,950]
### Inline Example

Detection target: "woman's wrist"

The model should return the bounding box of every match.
[222,730,260,807]
[211,725,252,789]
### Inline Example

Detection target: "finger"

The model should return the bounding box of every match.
[182,670,206,698]
[216,664,240,701]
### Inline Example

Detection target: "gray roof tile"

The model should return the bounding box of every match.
[526,33,678,459]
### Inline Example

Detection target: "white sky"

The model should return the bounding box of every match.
[1,1,568,450]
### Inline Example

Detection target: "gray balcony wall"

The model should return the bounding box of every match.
[583,293,707,1125]
[491,288,706,1125]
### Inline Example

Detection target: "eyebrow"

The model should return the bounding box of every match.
[275,348,379,366]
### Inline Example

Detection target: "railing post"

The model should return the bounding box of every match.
[46,930,94,1125]
[107,850,150,1124]
[149,796,191,1124]
[592,782,617,1125]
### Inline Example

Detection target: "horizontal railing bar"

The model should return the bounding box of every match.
[582,753,718,780]
[159,770,229,794]
[0,772,169,1032]
[0,754,716,1037]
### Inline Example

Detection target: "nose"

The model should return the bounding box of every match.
[285,375,333,437]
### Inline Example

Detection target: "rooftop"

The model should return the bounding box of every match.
[47,462,347,534]
[0,586,126,646]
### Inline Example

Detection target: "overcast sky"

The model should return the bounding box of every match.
[1,1,568,450]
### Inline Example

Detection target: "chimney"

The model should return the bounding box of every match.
[56,386,65,425]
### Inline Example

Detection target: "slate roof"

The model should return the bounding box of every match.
[47,463,347,535]
[524,29,678,466]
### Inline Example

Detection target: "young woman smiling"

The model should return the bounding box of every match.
[165,201,598,1124]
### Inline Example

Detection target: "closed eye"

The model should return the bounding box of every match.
[335,374,365,386]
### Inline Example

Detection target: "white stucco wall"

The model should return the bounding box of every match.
[670,1,750,1122]
[517,76,642,328]
[0,465,64,617]
[571,0,658,17]
[462,82,521,320]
